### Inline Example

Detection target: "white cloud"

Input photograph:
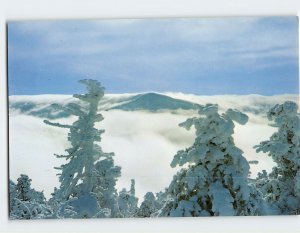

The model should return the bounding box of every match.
[9,114,68,196]
[9,94,298,200]
[9,17,298,77]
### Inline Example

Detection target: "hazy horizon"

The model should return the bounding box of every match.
[8,92,300,97]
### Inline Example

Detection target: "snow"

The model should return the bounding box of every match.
[8,93,297,201]
[254,101,300,214]
[209,182,235,216]
[66,193,104,218]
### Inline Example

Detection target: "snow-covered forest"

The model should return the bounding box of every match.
[9,79,300,219]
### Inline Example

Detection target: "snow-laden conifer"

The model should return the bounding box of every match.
[44,79,121,218]
[9,175,51,219]
[255,101,300,214]
[137,192,160,217]
[92,157,122,217]
[158,104,265,217]
[118,179,138,217]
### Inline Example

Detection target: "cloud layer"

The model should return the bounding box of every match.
[9,93,298,200]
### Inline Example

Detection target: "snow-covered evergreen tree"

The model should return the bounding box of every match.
[9,175,51,219]
[118,179,138,217]
[137,192,160,217]
[92,157,122,217]
[158,104,265,217]
[44,79,120,218]
[9,181,21,219]
[255,101,300,214]
[16,175,34,202]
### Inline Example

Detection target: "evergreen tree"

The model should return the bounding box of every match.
[16,174,33,202]
[137,192,160,217]
[9,181,20,219]
[44,79,120,218]
[15,174,46,204]
[9,175,51,219]
[92,157,122,217]
[155,190,167,212]
[118,179,138,217]
[158,104,265,217]
[255,101,300,214]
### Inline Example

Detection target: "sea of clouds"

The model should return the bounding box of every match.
[9,93,298,200]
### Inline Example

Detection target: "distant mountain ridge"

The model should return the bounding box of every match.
[9,92,199,119]
[9,93,298,120]
[111,93,198,111]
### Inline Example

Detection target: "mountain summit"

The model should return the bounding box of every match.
[111,93,198,111]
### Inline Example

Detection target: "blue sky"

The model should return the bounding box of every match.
[8,17,299,95]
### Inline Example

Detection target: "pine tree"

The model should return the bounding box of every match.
[9,175,51,219]
[118,179,138,217]
[137,192,160,217]
[92,157,122,217]
[255,101,300,214]
[16,174,33,202]
[44,79,120,218]
[158,104,265,217]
